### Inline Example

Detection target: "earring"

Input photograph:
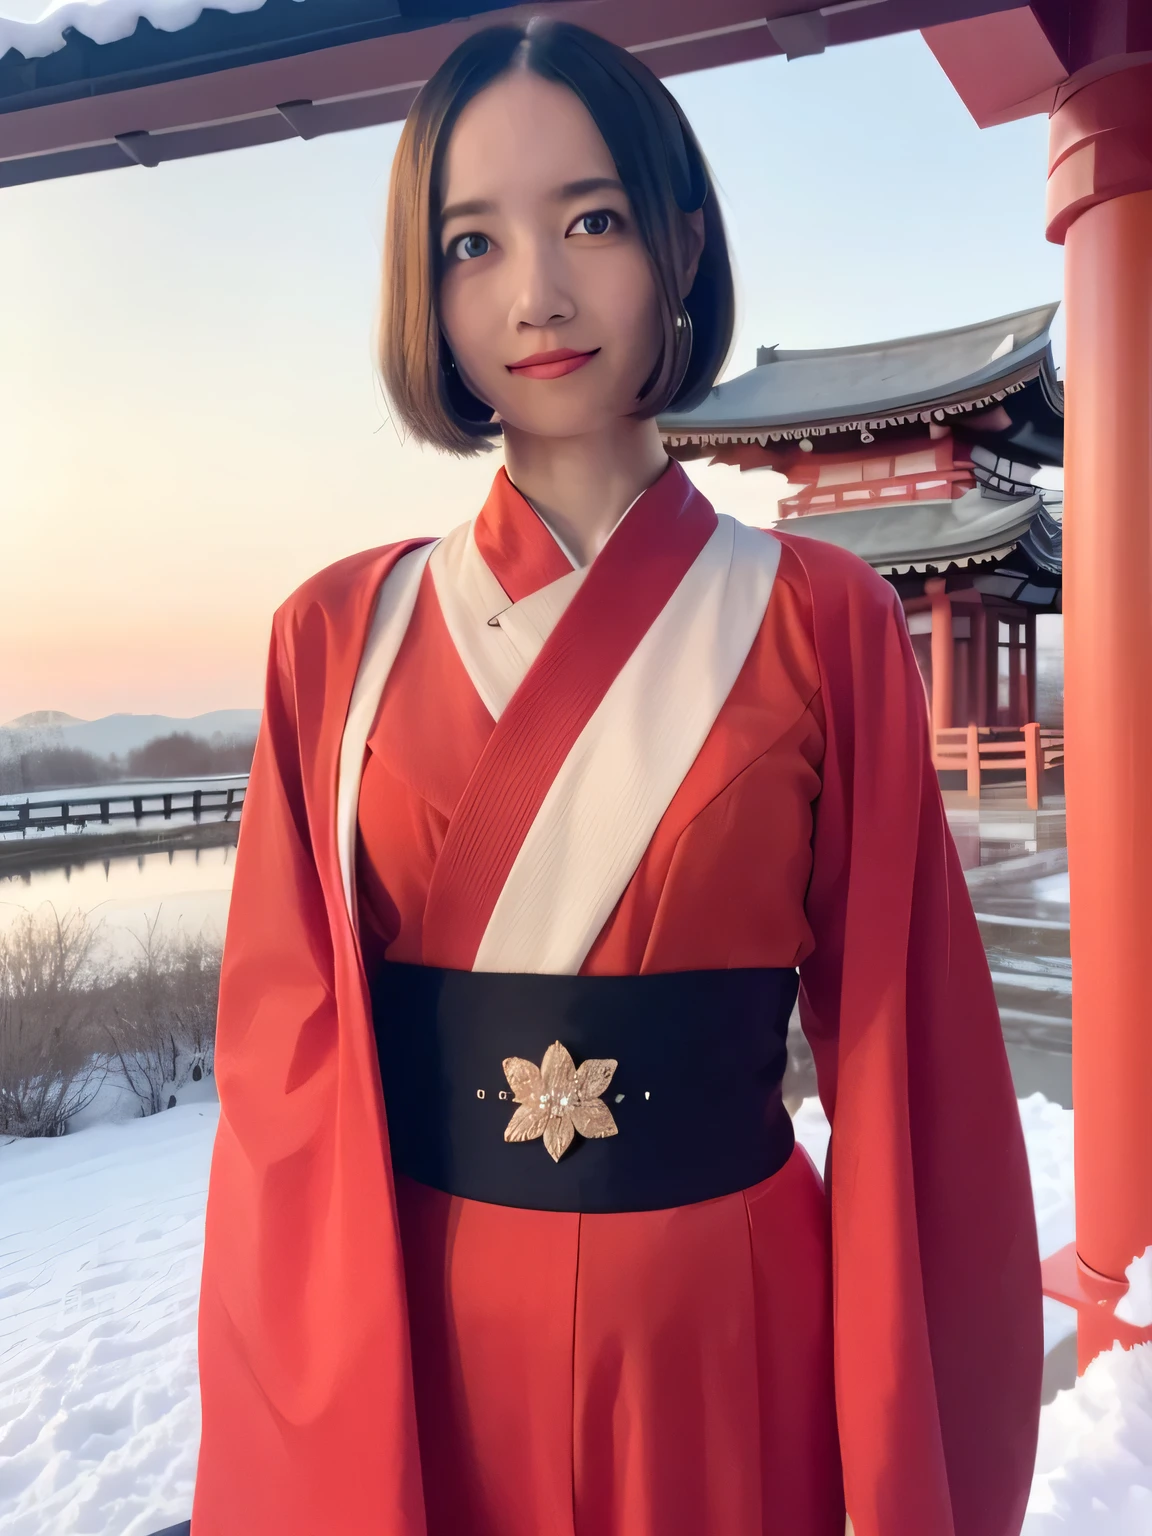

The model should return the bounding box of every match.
[673,305,694,386]
[634,306,694,407]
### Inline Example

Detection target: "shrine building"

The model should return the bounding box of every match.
[659,304,1064,744]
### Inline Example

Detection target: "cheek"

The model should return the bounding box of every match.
[595,252,662,356]
[438,267,500,376]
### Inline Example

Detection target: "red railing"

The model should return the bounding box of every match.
[933,724,1064,808]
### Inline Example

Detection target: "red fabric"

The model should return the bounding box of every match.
[396,1150,839,1536]
[774,528,1043,1536]
[472,465,575,600]
[421,460,715,969]
[358,530,824,977]
[193,543,432,1536]
[191,488,1042,1536]
[357,522,838,1533]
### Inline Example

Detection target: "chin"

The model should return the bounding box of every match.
[494,393,640,443]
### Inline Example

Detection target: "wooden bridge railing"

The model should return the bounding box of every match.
[933,725,1064,809]
[0,781,247,837]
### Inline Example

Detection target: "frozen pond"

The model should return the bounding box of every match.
[0,845,235,961]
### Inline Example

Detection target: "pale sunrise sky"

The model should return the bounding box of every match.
[1,29,1064,722]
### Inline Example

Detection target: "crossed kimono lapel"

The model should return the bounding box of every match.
[421,459,716,972]
[417,460,781,977]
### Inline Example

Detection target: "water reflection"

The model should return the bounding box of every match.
[0,845,235,959]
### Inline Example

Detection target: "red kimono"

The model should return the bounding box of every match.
[191,462,1041,1536]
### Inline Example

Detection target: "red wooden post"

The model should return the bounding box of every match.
[1042,62,1152,1368]
[926,577,953,737]
[966,723,980,799]
[1023,722,1040,811]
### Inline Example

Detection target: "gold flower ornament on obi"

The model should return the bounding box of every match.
[502,1042,619,1163]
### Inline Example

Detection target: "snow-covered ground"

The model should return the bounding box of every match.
[0,1091,216,1535]
[1028,1344,1152,1532]
[0,1089,1147,1534]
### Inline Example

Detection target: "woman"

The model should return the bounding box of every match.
[187,19,1042,1536]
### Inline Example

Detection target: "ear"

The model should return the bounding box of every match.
[678,208,706,299]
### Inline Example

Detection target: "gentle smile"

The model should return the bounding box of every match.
[506,348,600,380]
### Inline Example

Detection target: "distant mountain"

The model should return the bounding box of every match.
[1,709,262,759]
[5,710,83,728]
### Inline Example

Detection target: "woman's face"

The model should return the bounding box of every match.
[437,69,668,441]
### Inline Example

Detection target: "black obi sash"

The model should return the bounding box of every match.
[371,964,798,1215]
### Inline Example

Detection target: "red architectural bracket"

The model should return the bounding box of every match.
[922,8,1067,129]
[1042,1241,1152,1374]
[1046,62,1152,243]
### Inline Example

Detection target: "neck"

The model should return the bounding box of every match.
[501,418,671,568]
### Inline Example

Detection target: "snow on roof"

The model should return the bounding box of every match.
[0,0,279,60]
[660,303,1061,439]
[772,487,1059,579]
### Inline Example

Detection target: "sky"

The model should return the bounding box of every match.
[0,27,1065,722]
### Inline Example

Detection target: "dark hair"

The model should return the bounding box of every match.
[379,18,735,455]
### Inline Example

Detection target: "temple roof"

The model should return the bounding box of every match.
[774,486,1062,585]
[661,304,1062,444]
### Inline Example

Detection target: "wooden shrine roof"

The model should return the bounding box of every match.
[660,304,1063,446]
[774,485,1062,584]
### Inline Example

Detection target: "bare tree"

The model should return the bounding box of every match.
[167,929,221,1082]
[0,908,106,1138]
[103,912,221,1116]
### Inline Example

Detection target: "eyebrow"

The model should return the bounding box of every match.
[440,177,626,226]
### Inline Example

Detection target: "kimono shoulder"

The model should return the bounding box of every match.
[771,527,904,632]
[271,538,436,664]
[251,537,437,870]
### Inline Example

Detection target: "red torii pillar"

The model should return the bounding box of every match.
[1041,63,1152,1370]
[926,576,954,738]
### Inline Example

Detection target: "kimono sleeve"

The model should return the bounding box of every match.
[192,599,427,1536]
[794,545,1043,1536]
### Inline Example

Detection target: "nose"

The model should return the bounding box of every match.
[506,230,576,333]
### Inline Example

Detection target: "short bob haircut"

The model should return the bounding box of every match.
[379,17,735,456]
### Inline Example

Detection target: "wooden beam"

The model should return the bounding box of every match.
[922,6,1067,127]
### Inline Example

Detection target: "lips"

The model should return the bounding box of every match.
[506,347,600,381]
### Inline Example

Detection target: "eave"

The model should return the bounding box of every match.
[0,0,1035,189]
[772,487,1062,580]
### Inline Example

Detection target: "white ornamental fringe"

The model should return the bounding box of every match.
[663,378,1031,449]
[876,543,1017,576]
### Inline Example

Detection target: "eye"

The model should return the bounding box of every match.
[569,210,616,237]
[452,232,490,261]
